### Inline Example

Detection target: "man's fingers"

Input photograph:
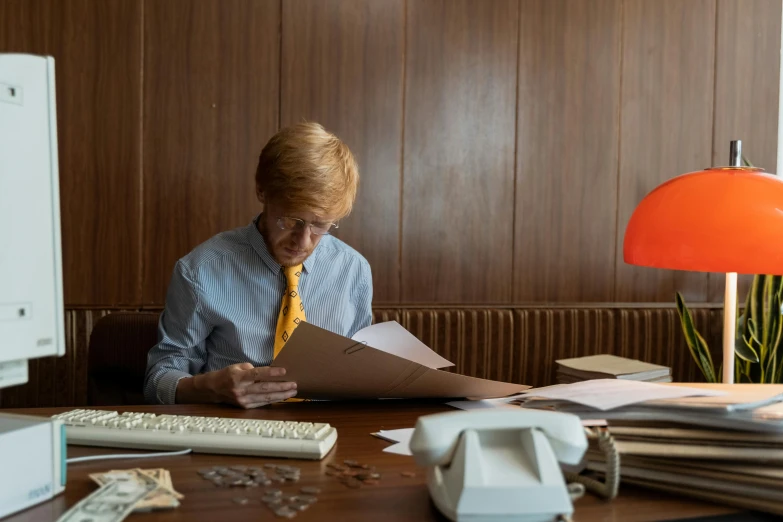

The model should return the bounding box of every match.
[243,380,297,395]
[246,365,287,382]
[240,389,298,408]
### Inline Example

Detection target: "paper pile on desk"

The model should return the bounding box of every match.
[271,321,528,400]
[533,382,783,516]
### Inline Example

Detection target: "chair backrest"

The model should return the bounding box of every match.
[87,311,159,405]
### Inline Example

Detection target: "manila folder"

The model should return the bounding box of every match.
[270,322,529,400]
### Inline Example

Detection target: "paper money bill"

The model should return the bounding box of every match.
[137,468,183,499]
[57,470,161,522]
[89,469,180,511]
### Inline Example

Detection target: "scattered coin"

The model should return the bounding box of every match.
[298,495,318,504]
[262,496,283,505]
[343,478,362,489]
[273,506,297,519]
[266,488,283,497]
[289,501,311,512]
[343,459,358,467]
[300,487,321,495]
[231,465,248,472]
[401,471,416,478]
[264,463,278,469]
[233,497,249,505]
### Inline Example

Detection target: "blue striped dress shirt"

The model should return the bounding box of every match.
[143,215,373,404]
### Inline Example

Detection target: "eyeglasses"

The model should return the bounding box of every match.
[276,216,339,236]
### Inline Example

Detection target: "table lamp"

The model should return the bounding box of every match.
[623,140,783,383]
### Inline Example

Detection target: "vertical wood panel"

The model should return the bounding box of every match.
[142,0,280,305]
[0,0,142,306]
[615,0,717,302]
[514,0,621,302]
[708,0,782,302]
[280,0,404,304]
[402,0,518,303]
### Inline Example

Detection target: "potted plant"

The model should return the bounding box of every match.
[676,274,783,383]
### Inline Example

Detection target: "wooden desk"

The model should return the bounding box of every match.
[3,401,740,522]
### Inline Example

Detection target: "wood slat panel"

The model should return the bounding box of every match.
[280,0,404,304]
[0,0,142,306]
[708,0,783,302]
[615,0,717,303]
[142,0,280,305]
[514,0,621,302]
[402,0,518,303]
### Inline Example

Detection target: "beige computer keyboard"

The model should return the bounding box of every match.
[53,409,337,460]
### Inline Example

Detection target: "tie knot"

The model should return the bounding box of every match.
[283,264,303,286]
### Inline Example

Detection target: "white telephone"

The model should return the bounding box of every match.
[409,409,588,522]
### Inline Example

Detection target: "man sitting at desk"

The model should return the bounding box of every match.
[144,122,372,407]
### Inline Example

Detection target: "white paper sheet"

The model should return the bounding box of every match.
[446,397,520,410]
[351,321,454,369]
[371,428,414,456]
[522,379,726,411]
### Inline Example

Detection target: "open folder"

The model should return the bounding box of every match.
[270,321,529,400]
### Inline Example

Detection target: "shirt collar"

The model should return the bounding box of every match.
[246,214,320,274]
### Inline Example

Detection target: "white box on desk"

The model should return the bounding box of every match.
[0,413,66,519]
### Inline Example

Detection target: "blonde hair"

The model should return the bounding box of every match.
[255,122,359,219]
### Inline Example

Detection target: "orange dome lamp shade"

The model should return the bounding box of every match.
[623,140,783,383]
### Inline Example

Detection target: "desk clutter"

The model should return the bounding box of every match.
[555,354,672,384]
[520,381,783,517]
[58,457,413,522]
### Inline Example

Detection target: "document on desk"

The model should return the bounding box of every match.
[521,379,726,411]
[271,321,529,400]
[372,428,415,456]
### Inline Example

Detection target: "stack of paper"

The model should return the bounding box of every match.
[555,354,671,384]
[519,381,783,516]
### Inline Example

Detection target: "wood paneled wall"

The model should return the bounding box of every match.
[1,0,780,307]
[1,1,781,408]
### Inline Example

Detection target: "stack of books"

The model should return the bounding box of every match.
[555,354,671,384]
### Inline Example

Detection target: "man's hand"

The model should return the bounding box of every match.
[176,363,297,408]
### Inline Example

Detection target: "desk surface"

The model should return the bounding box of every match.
[3,401,740,522]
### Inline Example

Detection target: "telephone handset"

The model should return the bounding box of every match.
[410,409,588,522]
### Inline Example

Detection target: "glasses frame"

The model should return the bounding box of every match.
[275,216,339,236]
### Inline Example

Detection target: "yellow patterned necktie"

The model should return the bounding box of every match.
[273,264,306,358]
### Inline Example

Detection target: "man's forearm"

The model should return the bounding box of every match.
[174,373,219,404]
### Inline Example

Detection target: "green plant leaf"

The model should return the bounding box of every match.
[736,335,760,363]
[739,372,754,383]
[696,331,715,373]
[676,292,716,382]
[748,318,761,344]
[763,293,783,382]
[751,275,765,343]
